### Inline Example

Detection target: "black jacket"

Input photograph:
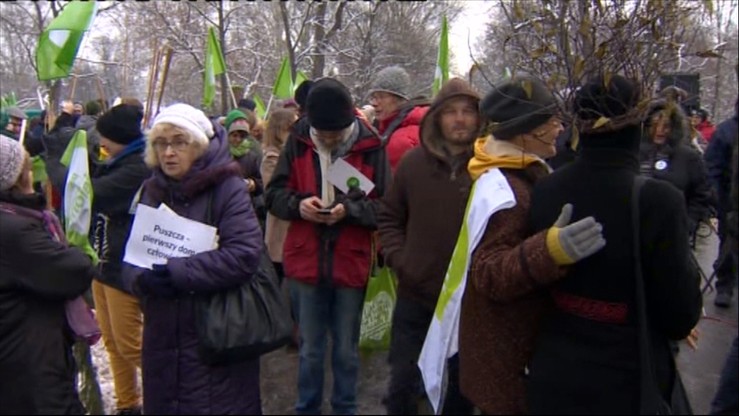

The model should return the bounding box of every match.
[45,139,150,291]
[639,101,716,232]
[0,192,95,415]
[705,112,738,219]
[525,126,702,414]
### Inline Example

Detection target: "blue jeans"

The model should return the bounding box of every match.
[289,280,365,415]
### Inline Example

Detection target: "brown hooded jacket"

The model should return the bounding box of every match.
[377,78,481,310]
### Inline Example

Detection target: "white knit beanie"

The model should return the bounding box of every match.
[152,103,214,147]
[0,135,25,192]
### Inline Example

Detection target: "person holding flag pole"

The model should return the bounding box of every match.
[0,134,97,415]
[45,104,151,415]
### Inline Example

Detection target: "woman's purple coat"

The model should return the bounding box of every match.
[122,124,263,414]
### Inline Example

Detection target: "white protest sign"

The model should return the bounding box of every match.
[327,157,375,195]
[123,204,218,269]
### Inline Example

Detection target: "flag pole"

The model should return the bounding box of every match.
[95,76,107,112]
[143,41,161,128]
[265,95,274,116]
[224,71,238,109]
[68,74,78,102]
[155,45,174,118]
[18,119,28,147]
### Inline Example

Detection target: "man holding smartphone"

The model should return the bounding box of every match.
[265,78,390,416]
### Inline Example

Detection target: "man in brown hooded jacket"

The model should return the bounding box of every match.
[378,78,481,414]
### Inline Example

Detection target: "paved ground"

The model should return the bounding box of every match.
[261,228,737,415]
[676,228,738,415]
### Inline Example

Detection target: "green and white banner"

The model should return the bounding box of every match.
[36,1,98,81]
[431,15,449,97]
[61,130,98,264]
[418,168,516,414]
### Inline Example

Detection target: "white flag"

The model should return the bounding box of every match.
[60,129,98,263]
[418,168,516,414]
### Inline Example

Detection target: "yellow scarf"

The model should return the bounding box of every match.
[467,136,547,180]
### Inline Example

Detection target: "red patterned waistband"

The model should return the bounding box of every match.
[552,290,628,325]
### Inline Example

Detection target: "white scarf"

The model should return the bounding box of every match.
[309,122,357,206]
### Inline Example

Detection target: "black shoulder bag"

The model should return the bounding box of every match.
[632,176,693,415]
[194,192,293,366]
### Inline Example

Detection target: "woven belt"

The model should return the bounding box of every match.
[553,290,628,325]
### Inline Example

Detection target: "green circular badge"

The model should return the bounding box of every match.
[347,177,360,189]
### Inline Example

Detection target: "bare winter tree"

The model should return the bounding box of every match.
[472,0,738,121]
[2,1,463,116]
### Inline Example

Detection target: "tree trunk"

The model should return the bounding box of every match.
[312,2,327,79]
[278,2,297,81]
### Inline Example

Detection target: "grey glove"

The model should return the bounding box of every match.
[548,203,606,265]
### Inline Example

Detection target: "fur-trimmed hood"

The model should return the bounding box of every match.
[641,99,690,149]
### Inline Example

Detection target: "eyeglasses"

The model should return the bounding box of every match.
[153,139,190,153]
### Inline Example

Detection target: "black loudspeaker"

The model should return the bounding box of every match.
[659,73,700,110]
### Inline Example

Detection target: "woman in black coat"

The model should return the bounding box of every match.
[525,77,702,414]
[639,100,716,235]
[0,136,96,414]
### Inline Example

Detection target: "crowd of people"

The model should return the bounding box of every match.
[0,66,737,416]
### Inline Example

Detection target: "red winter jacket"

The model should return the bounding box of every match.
[265,116,390,288]
[697,121,716,143]
[378,103,429,173]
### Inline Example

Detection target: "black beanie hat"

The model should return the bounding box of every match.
[237,98,256,112]
[306,78,354,131]
[295,79,314,110]
[96,104,144,145]
[480,76,557,140]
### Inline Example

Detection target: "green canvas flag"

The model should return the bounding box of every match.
[253,94,267,119]
[273,57,294,100]
[203,26,227,109]
[36,2,98,81]
[432,16,449,97]
[60,130,98,264]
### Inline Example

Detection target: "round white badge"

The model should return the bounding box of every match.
[655,160,668,171]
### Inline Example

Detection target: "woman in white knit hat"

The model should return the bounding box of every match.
[0,135,96,414]
[121,104,264,414]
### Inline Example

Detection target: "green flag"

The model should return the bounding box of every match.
[253,94,267,119]
[294,70,309,94]
[273,57,294,99]
[432,16,449,97]
[36,2,98,81]
[60,130,98,264]
[203,26,227,109]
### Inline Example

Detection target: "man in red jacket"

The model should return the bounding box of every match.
[265,78,390,415]
[369,66,429,173]
[691,108,716,143]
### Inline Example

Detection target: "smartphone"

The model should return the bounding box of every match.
[317,208,332,215]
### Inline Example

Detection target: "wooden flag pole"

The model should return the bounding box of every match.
[265,95,274,116]
[68,75,79,102]
[155,45,174,118]
[224,71,238,109]
[144,41,162,128]
[95,76,107,112]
